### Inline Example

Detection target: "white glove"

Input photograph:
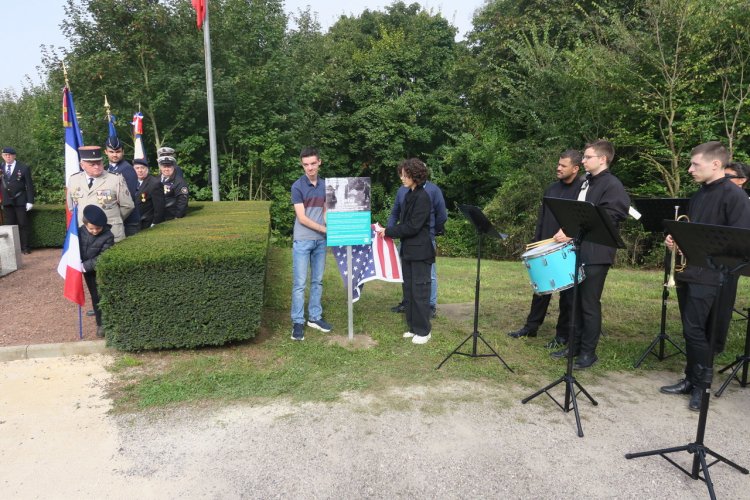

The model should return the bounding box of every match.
[25,203,33,211]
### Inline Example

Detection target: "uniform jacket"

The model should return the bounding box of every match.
[79,224,115,273]
[578,169,630,266]
[385,184,435,263]
[136,174,165,227]
[108,160,140,225]
[67,170,134,242]
[162,175,189,219]
[535,176,584,241]
[1,161,35,207]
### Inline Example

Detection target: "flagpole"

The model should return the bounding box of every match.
[203,0,220,201]
[347,246,354,341]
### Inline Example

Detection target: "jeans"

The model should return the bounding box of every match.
[291,239,326,325]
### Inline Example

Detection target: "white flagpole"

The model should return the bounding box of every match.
[203,0,220,201]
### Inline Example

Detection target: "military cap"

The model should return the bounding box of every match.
[83,204,107,227]
[133,158,149,167]
[157,146,175,157]
[78,146,103,161]
[158,155,176,166]
[2,146,16,154]
[104,136,124,150]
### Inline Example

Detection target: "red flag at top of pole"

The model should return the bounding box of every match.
[192,0,206,29]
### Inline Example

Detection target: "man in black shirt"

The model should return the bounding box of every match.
[509,149,583,348]
[660,141,750,410]
[550,140,630,369]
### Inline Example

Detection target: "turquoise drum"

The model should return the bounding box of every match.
[521,241,585,295]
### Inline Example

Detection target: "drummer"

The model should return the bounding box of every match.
[549,140,630,369]
[508,149,583,348]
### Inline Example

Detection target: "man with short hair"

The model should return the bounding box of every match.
[660,141,750,410]
[159,156,189,220]
[66,145,134,242]
[133,158,165,228]
[387,163,447,318]
[508,149,583,347]
[1,147,35,254]
[104,136,140,236]
[550,139,630,369]
[290,147,332,340]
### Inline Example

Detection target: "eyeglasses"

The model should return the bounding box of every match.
[582,155,601,160]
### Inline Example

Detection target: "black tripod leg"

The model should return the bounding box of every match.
[436,333,473,369]
[697,450,717,500]
[566,378,584,438]
[477,333,514,372]
[704,447,750,474]
[573,378,599,406]
[521,376,565,404]
[715,358,746,397]
[633,334,663,368]
[625,444,691,460]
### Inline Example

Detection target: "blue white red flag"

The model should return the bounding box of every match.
[63,86,84,225]
[57,205,85,306]
[332,225,402,302]
[132,112,145,160]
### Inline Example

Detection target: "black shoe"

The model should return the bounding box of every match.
[574,352,598,370]
[86,309,96,317]
[430,306,437,319]
[660,379,693,395]
[22,249,31,255]
[508,326,538,339]
[96,326,105,338]
[390,302,406,313]
[550,347,573,360]
[545,336,567,349]
[688,387,702,411]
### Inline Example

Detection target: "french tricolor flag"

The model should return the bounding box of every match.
[57,205,85,306]
[63,86,84,225]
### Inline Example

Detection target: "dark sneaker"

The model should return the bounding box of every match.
[430,306,437,319]
[545,336,567,349]
[550,347,574,360]
[390,302,406,313]
[508,326,538,339]
[307,318,332,333]
[291,323,304,341]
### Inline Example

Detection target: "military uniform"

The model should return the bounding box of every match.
[67,170,134,242]
[162,174,189,219]
[1,155,35,253]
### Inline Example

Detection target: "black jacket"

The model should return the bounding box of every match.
[1,161,35,207]
[162,175,189,219]
[385,184,435,263]
[108,160,140,225]
[535,176,584,240]
[79,224,115,273]
[136,175,165,227]
[578,169,630,265]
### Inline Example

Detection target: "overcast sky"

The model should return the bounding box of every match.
[2,1,486,95]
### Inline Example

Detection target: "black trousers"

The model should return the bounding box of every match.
[125,222,141,237]
[84,271,102,326]
[676,279,738,387]
[3,204,30,252]
[523,288,574,340]
[570,264,610,355]
[403,259,432,336]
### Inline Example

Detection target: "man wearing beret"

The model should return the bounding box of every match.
[133,158,165,228]
[104,136,140,236]
[159,156,189,219]
[1,147,35,254]
[66,145,134,242]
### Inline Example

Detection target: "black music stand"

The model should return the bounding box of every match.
[715,306,750,397]
[522,197,624,437]
[626,221,750,500]
[631,198,690,368]
[437,205,512,371]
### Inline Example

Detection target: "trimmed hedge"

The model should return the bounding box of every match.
[97,201,271,351]
[29,204,67,248]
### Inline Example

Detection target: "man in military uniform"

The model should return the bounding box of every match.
[104,136,140,236]
[67,145,134,242]
[1,147,35,253]
[133,158,165,228]
[159,155,188,219]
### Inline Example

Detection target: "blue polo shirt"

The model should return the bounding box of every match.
[291,174,326,240]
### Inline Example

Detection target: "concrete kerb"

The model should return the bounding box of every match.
[0,340,109,362]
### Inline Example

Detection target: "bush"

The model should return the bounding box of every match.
[98,201,271,351]
[29,204,66,248]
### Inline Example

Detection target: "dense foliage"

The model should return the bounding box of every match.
[1,0,748,261]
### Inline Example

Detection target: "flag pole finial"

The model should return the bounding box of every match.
[62,61,70,89]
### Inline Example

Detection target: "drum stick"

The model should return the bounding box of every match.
[525,237,555,250]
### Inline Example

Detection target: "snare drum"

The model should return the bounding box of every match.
[521,241,585,295]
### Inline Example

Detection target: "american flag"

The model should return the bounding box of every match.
[332,225,403,302]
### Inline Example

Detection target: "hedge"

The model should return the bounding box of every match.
[29,204,67,248]
[97,201,271,351]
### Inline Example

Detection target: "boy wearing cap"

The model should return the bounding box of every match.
[133,158,165,228]
[159,156,189,219]
[1,147,36,254]
[67,145,134,242]
[80,204,115,338]
[105,136,140,236]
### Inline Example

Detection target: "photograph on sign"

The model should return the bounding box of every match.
[326,177,371,212]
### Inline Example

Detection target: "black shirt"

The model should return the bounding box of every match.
[535,176,584,240]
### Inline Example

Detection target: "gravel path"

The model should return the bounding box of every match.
[2,355,749,498]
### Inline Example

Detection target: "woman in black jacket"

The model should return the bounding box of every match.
[377,159,435,344]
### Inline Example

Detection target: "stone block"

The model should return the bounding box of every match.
[0,225,22,277]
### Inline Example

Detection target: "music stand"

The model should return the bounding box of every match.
[626,221,750,499]
[715,306,750,397]
[631,198,690,368]
[522,197,624,437]
[437,205,512,371]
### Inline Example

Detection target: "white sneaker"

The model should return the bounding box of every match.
[412,333,431,344]
[403,331,415,338]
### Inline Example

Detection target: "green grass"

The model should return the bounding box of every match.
[108,248,750,411]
